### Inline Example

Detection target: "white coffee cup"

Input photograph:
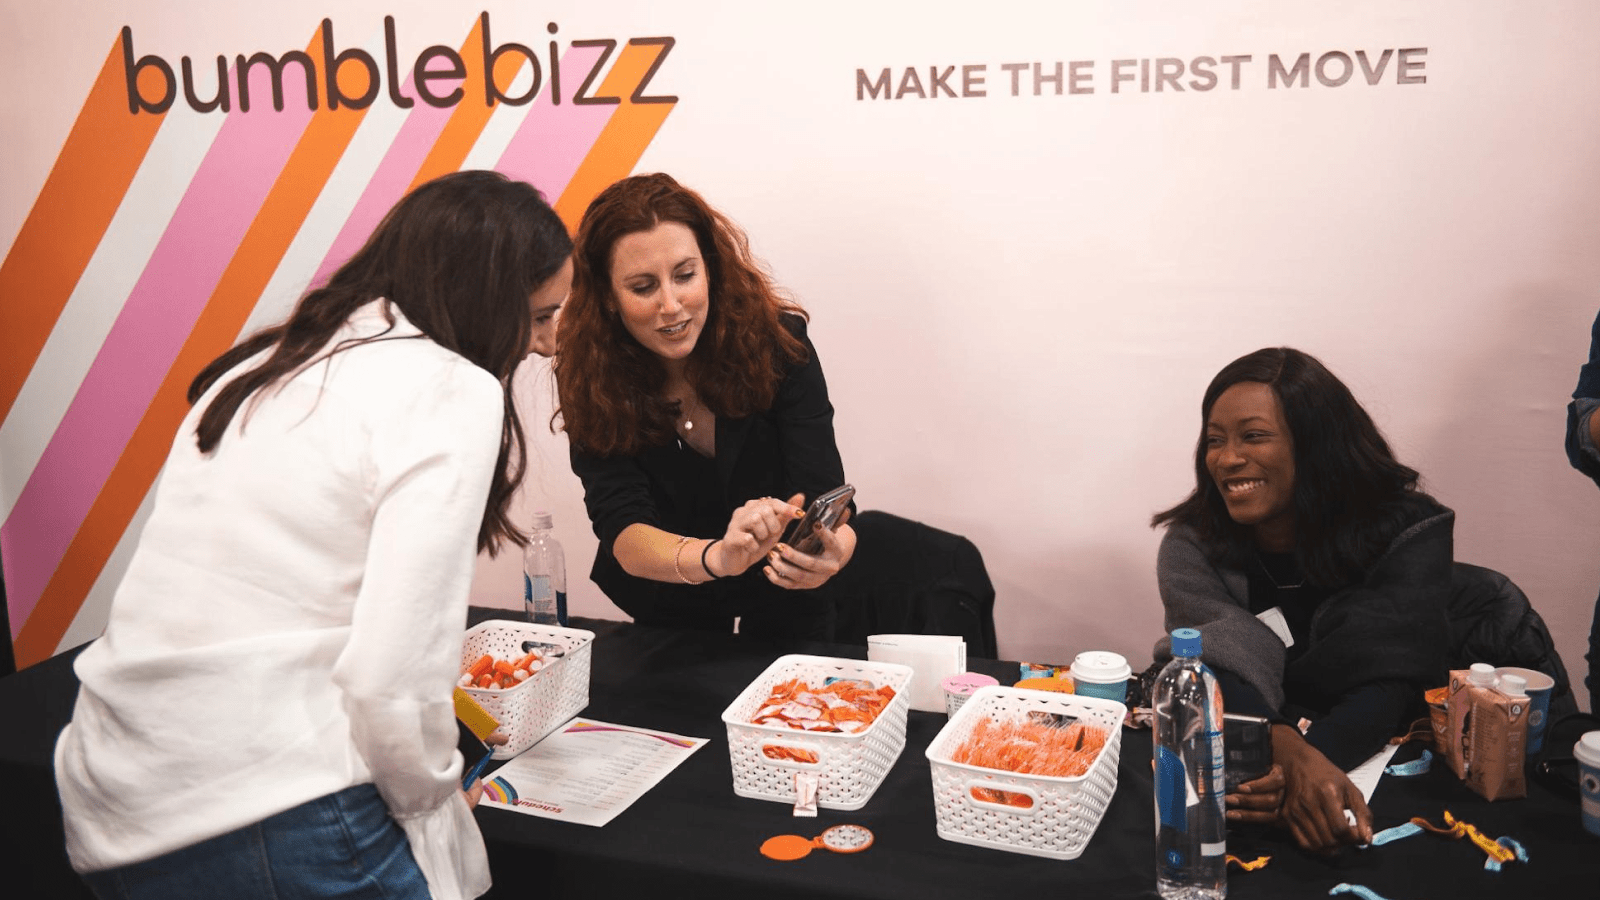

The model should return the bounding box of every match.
[1069,651,1132,703]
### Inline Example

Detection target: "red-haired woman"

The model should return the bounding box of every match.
[553,173,855,637]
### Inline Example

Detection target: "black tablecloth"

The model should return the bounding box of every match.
[3,611,1594,899]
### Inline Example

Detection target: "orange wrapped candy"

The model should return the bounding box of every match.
[749,677,897,735]
[461,648,547,691]
[951,715,1110,806]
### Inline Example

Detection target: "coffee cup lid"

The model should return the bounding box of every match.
[1576,731,1600,768]
[1493,666,1555,692]
[1070,651,1131,683]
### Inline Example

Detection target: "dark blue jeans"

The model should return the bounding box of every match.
[81,784,431,900]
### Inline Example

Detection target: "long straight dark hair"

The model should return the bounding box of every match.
[188,170,572,554]
[1152,347,1430,587]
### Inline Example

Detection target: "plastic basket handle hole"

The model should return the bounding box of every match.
[761,744,821,766]
[969,786,1034,809]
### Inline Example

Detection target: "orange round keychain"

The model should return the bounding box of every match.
[760,824,875,861]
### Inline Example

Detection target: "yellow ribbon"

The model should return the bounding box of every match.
[1225,854,1271,871]
[1407,811,1515,864]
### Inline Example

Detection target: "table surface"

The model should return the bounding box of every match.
[3,611,1593,899]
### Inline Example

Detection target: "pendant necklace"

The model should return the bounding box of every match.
[1256,553,1306,590]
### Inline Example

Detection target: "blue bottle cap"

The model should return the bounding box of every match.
[1171,628,1202,657]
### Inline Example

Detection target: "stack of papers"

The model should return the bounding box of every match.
[867,634,966,713]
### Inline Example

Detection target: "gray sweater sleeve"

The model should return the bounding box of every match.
[1153,525,1289,711]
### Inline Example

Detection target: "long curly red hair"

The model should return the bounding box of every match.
[554,173,807,456]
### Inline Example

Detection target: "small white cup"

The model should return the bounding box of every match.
[1069,651,1132,704]
[941,672,998,717]
[1494,666,1555,755]
[1576,731,1600,838]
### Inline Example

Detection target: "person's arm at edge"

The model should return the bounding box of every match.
[612,496,805,584]
[332,359,504,819]
[1155,526,1289,711]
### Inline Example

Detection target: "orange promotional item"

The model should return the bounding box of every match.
[760,825,875,861]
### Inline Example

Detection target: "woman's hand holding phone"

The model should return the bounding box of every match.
[710,495,807,577]
[1225,763,1285,825]
[1271,724,1373,853]
[765,505,855,590]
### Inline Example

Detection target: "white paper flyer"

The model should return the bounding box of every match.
[479,718,709,827]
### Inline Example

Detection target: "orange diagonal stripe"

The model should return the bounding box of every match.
[407,16,528,191]
[14,30,370,668]
[553,42,677,231]
[0,35,166,424]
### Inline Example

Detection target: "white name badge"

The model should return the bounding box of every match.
[1256,606,1294,648]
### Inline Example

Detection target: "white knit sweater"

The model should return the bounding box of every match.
[55,301,500,899]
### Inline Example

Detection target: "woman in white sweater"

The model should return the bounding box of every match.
[54,170,573,900]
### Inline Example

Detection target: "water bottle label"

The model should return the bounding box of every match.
[525,574,557,624]
[1201,840,1226,857]
[1206,729,1226,797]
[1156,746,1187,829]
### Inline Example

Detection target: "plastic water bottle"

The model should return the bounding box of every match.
[523,511,567,627]
[1153,627,1227,899]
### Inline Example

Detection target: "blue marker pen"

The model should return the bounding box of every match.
[462,750,494,790]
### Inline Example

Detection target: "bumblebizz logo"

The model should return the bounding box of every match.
[120,12,676,114]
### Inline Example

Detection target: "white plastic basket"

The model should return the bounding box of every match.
[924,685,1124,859]
[720,654,913,811]
[459,619,594,759]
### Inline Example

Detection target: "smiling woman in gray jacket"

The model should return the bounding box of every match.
[1151,346,1453,856]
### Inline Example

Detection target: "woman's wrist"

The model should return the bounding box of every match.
[707,538,740,579]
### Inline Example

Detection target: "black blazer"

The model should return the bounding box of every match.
[569,315,847,629]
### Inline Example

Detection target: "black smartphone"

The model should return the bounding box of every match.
[784,484,855,555]
[1223,712,1273,791]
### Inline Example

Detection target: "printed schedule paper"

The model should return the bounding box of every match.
[478,718,708,827]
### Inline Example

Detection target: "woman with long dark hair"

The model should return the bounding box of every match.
[55,170,573,900]
[1152,347,1454,853]
[554,173,855,637]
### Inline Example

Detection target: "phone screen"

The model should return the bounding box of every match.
[785,485,854,555]
[1223,713,1273,791]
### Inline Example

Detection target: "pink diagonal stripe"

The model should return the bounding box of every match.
[2,63,317,637]
[308,69,453,286]
[495,44,615,203]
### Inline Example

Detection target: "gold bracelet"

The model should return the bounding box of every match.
[671,535,695,584]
